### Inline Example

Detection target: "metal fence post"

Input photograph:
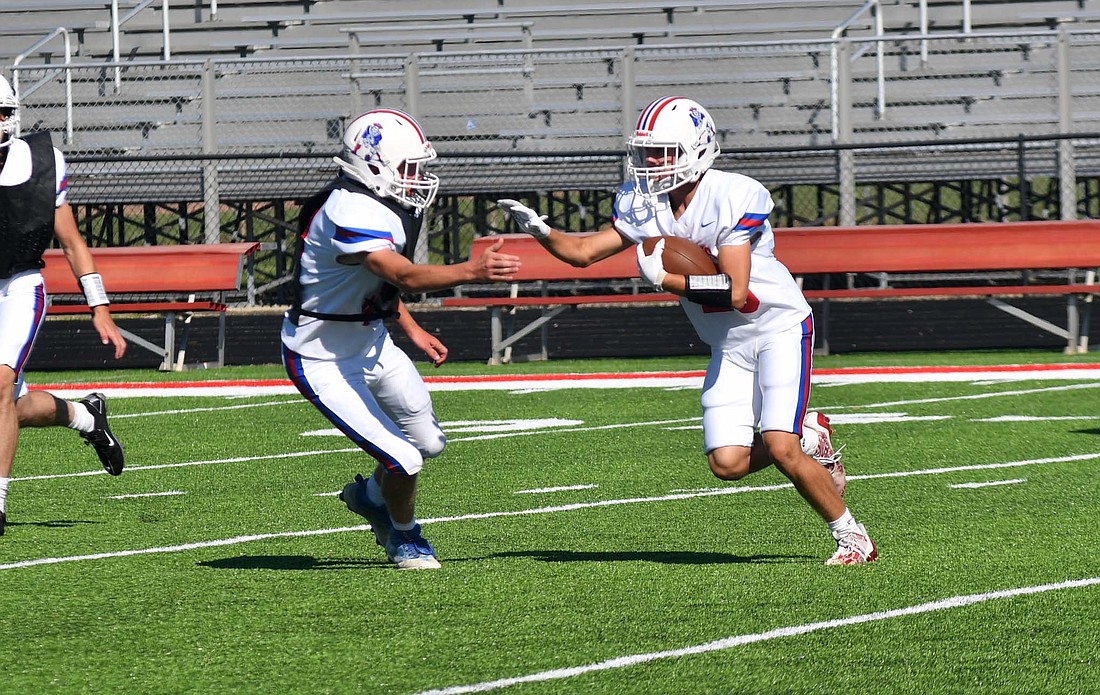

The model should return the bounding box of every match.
[620,45,635,141]
[404,53,420,119]
[202,59,221,244]
[835,38,856,227]
[1057,25,1077,222]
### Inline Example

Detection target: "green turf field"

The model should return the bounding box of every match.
[2,352,1098,693]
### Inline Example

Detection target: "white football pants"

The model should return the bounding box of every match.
[0,270,47,399]
[282,331,445,475]
[701,314,814,452]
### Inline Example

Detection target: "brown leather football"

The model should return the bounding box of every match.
[641,236,717,276]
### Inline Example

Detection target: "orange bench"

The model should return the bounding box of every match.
[445,220,1100,363]
[42,242,260,370]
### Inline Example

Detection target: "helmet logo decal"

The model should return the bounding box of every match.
[688,107,714,144]
[352,123,384,163]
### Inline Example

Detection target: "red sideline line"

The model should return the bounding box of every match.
[26,363,1100,392]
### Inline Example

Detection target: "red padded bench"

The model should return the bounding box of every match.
[445,220,1100,363]
[42,242,260,370]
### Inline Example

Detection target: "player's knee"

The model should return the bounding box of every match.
[708,447,751,480]
[418,431,447,460]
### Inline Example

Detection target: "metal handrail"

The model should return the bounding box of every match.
[830,0,883,139]
[12,27,73,145]
[110,0,172,91]
[919,0,973,62]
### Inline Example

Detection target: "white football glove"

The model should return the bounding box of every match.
[636,239,668,290]
[497,198,551,239]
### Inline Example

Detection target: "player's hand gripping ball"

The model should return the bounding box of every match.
[641,236,717,276]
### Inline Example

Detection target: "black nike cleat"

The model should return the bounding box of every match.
[0,510,6,536]
[79,392,125,476]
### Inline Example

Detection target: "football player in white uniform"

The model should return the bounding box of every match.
[497,96,876,565]
[283,109,520,569]
[0,74,128,536]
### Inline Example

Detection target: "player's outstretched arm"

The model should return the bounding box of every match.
[496,199,629,268]
[363,241,520,294]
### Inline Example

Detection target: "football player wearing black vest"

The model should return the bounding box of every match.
[0,74,127,537]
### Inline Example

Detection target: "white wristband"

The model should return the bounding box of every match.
[79,273,110,308]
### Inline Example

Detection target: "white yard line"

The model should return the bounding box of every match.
[414,577,1100,695]
[113,400,299,418]
[514,484,598,495]
[106,491,187,499]
[3,450,1097,572]
[831,382,1100,410]
[949,479,1027,489]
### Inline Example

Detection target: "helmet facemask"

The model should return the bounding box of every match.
[334,109,439,214]
[627,97,719,203]
[0,76,20,148]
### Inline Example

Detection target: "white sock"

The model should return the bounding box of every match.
[0,477,10,513]
[392,518,417,532]
[365,474,386,506]
[67,402,95,433]
[827,508,857,534]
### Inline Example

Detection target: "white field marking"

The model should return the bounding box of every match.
[443,419,585,433]
[813,367,1100,385]
[975,415,1100,422]
[10,418,699,484]
[827,413,951,425]
[301,419,586,437]
[949,479,1026,489]
[831,382,1100,411]
[665,425,703,430]
[112,400,299,419]
[106,491,187,500]
[446,417,701,443]
[415,576,1100,695]
[12,447,361,482]
[33,363,1100,401]
[5,450,1098,572]
[514,484,598,495]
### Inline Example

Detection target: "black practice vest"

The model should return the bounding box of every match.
[288,177,423,324]
[0,131,57,279]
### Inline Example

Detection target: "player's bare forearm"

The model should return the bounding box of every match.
[366,242,520,293]
[540,227,630,268]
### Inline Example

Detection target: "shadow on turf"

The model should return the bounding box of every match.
[1070,427,1100,436]
[4,519,98,530]
[197,555,387,571]
[485,550,812,564]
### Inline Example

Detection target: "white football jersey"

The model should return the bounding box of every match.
[0,137,68,206]
[613,169,811,348]
[281,187,407,359]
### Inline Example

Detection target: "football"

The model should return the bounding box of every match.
[641,235,717,276]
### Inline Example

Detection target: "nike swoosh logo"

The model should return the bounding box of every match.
[701,221,715,228]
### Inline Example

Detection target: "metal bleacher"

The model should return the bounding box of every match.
[6,0,1100,183]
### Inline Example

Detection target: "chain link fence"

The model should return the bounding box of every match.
[10,30,1100,308]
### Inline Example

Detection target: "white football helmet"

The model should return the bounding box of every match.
[333,108,439,213]
[626,96,719,200]
[0,74,20,148]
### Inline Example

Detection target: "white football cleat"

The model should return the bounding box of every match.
[825,523,878,566]
[803,411,846,496]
